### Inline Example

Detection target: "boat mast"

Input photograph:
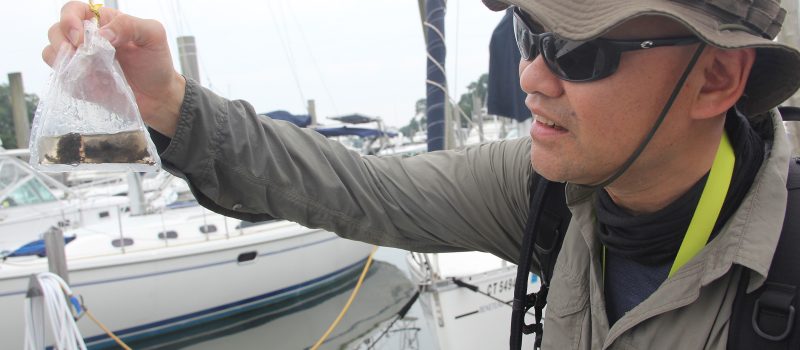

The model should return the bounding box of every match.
[8,73,30,150]
[422,0,453,151]
[177,36,201,82]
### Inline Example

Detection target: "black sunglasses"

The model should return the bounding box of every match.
[512,7,700,82]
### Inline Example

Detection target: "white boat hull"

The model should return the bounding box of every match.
[0,224,372,349]
[406,252,539,350]
[0,196,128,250]
[183,261,417,350]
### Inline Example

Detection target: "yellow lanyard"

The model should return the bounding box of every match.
[602,132,735,281]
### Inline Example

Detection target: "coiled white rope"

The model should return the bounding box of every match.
[24,272,87,350]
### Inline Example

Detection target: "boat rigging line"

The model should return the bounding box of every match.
[282,0,340,115]
[157,0,217,92]
[452,0,461,110]
[167,0,188,37]
[451,278,535,316]
[365,290,421,350]
[425,78,477,130]
[265,0,308,112]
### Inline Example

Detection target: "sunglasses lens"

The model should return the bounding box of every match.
[512,8,619,82]
[544,38,610,81]
[512,13,536,60]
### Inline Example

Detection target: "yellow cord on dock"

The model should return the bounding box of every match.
[84,307,133,350]
[310,245,379,350]
[76,245,378,350]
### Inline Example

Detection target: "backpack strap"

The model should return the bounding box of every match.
[510,173,571,350]
[729,157,800,349]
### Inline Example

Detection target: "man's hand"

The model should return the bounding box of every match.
[43,1,184,138]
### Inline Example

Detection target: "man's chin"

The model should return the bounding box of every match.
[530,154,601,185]
[530,160,568,182]
[531,149,562,177]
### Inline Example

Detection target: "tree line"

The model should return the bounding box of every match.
[0,83,38,149]
[400,73,488,138]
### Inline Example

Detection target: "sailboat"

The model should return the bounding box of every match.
[403,3,538,349]
[0,153,373,349]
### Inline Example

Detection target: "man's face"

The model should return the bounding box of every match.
[521,16,700,185]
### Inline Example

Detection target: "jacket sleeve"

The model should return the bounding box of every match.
[151,78,534,264]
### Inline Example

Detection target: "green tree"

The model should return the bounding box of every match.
[456,73,488,127]
[0,83,39,149]
[415,98,426,115]
[400,98,427,138]
[403,73,487,136]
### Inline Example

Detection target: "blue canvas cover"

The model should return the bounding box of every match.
[261,110,312,127]
[314,127,398,138]
[9,235,77,257]
[328,114,379,124]
[487,9,530,122]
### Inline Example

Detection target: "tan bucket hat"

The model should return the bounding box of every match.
[483,0,800,117]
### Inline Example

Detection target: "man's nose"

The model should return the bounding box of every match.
[519,56,564,98]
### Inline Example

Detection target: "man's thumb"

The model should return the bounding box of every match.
[98,14,166,48]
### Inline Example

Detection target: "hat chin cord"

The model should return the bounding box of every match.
[576,42,707,191]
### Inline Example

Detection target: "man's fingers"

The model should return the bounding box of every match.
[45,19,72,67]
[47,23,65,50]
[42,43,73,68]
[59,1,95,46]
[42,45,56,67]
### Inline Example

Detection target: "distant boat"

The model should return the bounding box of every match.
[0,153,372,349]
[0,154,130,250]
[406,252,538,349]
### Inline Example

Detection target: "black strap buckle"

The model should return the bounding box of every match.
[516,286,548,349]
[751,283,797,341]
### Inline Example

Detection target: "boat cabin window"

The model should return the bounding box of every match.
[0,161,26,191]
[2,178,57,208]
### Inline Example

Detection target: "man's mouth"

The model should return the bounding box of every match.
[534,115,567,131]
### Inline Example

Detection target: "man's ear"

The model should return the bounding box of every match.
[690,47,756,119]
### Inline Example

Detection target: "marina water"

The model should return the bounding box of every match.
[123,247,436,350]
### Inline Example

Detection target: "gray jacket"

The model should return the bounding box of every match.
[157,79,792,349]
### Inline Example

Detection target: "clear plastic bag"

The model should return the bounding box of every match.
[29,20,161,172]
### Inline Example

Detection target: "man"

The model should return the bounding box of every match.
[45,0,799,348]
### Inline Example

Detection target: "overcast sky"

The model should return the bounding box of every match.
[1,0,505,128]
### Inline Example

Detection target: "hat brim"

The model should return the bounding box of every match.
[483,0,800,116]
